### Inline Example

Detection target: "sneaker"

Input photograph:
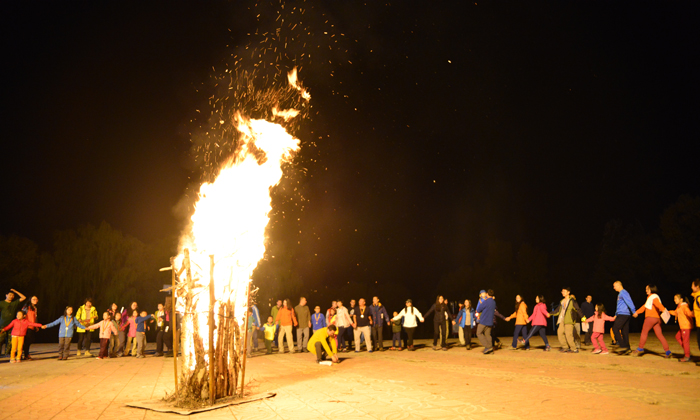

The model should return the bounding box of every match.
[15,359,21,363]
[544,346,551,352]
[600,351,609,355]
[96,357,103,360]
[397,347,403,351]
[592,349,602,354]
[84,351,93,357]
[570,349,579,353]
[664,351,672,359]
[77,351,82,357]
[508,347,518,350]
[154,353,163,357]
[442,347,448,351]
[679,357,691,362]
[389,347,395,351]
[368,350,373,353]
[631,349,643,357]
[559,348,569,353]
[10,360,16,363]
[25,356,33,361]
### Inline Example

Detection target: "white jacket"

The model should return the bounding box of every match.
[392,307,424,328]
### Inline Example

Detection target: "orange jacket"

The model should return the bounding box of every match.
[508,303,529,325]
[275,307,298,327]
[634,296,665,319]
[669,303,694,330]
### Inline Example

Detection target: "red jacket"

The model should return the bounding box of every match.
[3,318,42,336]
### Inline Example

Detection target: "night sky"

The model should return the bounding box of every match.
[2,3,698,308]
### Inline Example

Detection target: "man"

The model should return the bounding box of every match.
[326,301,337,326]
[550,288,584,353]
[691,279,700,352]
[307,324,339,364]
[271,300,282,348]
[581,295,595,346]
[352,298,373,352]
[334,299,353,351]
[347,299,357,348]
[612,281,636,354]
[369,296,390,351]
[475,290,496,354]
[456,302,466,346]
[295,297,312,353]
[0,289,26,356]
[154,303,169,357]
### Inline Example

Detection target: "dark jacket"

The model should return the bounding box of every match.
[581,301,595,318]
[425,303,453,324]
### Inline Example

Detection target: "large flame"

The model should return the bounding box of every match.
[176,69,306,375]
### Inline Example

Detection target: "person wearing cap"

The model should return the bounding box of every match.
[392,299,424,351]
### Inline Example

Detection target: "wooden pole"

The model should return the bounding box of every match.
[170,257,178,397]
[208,255,216,404]
[239,282,251,397]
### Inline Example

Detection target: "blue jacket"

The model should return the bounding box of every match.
[476,298,496,327]
[135,315,154,333]
[615,289,636,316]
[311,312,327,331]
[250,305,261,328]
[369,304,390,326]
[456,308,476,328]
[45,316,83,338]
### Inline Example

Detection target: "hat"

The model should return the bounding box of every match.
[406,299,412,304]
[479,290,486,295]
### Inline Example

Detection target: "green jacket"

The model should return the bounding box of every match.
[391,319,402,333]
[551,298,583,325]
[271,306,280,325]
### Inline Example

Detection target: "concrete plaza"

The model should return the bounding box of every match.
[0,333,698,419]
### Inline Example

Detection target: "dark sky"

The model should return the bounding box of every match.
[2,2,698,291]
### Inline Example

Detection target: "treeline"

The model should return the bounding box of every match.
[0,221,175,322]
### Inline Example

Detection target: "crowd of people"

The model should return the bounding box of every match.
[0,292,173,363]
[1,279,699,366]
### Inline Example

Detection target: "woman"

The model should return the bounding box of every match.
[425,296,452,350]
[505,295,529,350]
[76,298,98,357]
[455,300,475,350]
[392,299,424,351]
[275,299,298,354]
[22,296,39,360]
[632,285,671,358]
[523,296,551,351]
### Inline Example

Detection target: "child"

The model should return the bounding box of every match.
[125,310,138,356]
[263,316,276,354]
[390,311,402,350]
[134,311,155,358]
[82,312,119,360]
[312,306,327,332]
[109,313,121,357]
[2,311,42,363]
[669,294,694,362]
[43,306,83,360]
[584,304,616,354]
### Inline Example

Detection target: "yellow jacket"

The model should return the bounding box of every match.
[75,305,98,333]
[307,327,338,356]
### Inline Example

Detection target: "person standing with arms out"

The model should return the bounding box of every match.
[295,297,312,353]
[523,296,552,351]
[2,311,42,363]
[475,290,496,354]
[334,300,353,352]
[81,312,119,360]
[505,295,529,350]
[580,295,595,346]
[425,296,452,351]
[550,288,584,353]
[632,285,672,358]
[584,304,615,354]
[370,296,390,352]
[668,294,694,362]
[43,306,82,360]
[271,300,281,348]
[691,279,700,354]
[392,299,424,351]
[275,299,298,354]
[455,300,475,350]
[0,289,26,356]
[612,281,636,355]
[21,296,39,360]
[76,298,98,357]
[352,298,373,353]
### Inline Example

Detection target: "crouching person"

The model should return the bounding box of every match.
[307,325,339,364]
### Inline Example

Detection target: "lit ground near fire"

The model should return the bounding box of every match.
[1,333,698,420]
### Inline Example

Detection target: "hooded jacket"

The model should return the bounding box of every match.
[45,315,83,338]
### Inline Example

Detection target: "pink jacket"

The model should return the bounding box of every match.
[2,319,42,337]
[585,312,615,333]
[84,319,118,339]
[128,317,137,338]
[528,302,550,326]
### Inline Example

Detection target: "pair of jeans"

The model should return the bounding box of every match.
[314,341,327,362]
[296,327,310,351]
[591,332,607,351]
[156,330,167,354]
[524,325,550,347]
[117,331,126,354]
[136,332,147,356]
[433,322,447,347]
[372,324,384,350]
[264,339,272,353]
[476,324,492,351]
[58,337,71,358]
[336,326,346,349]
[392,332,401,347]
[462,325,473,348]
[354,326,372,351]
[22,328,36,358]
[99,338,110,358]
[77,331,92,352]
[405,327,416,347]
[512,325,529,349]
[612,315,631,349]
[675,329,690,357]
[638,317,669,352]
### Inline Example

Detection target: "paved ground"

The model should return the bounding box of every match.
[1,333,698,419]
